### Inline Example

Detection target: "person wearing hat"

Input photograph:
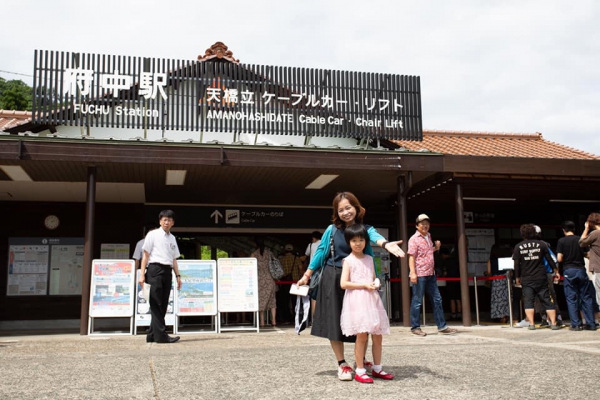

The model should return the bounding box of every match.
[408,214,457,336]
[278,244,304,324]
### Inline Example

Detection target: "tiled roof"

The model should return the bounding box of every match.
[393,130,598,160]
[0,110,31,131]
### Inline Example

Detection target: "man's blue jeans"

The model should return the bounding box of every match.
[563,267,595,328]
[410,275,448,331]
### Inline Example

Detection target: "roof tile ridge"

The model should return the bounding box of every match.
[539,136,600,160]
[423,129,542,140]
[0,109,32,118]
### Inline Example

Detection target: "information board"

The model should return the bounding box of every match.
[134,269,176,327]
[49,239,84,295]
[7,238,49,296]
[466,229,495,276]
[89,260,135,317]
[177,260,217,316]
[217,258,258,312]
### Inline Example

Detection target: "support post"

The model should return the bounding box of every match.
[398,173,411,326]
[80,166,96,335]
[455,183,472,326]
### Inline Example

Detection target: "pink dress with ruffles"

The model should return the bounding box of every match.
[340,253,390,336]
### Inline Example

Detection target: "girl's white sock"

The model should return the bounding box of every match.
[355,368,366,375]
[372,364,382,373]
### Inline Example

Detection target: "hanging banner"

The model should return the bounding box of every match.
[89,260,135,317]
[217,258,258,312]
[176,260,217,316]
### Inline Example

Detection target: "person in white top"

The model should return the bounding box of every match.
[133,225,155,269]
[139,210,182,344]
[304,231,322,316]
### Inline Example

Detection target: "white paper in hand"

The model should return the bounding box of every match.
[289,284,309,296]
[143,283,151,302]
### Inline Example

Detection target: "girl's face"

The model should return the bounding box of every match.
[337,198,356,226]
[349,236,366,254]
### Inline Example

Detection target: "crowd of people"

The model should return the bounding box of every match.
[134,205,600,385]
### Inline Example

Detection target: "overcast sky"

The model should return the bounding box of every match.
[1,0,598,155]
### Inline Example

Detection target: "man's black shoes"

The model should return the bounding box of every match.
[156,336,180,343]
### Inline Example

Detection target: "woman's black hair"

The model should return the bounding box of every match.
[344,223,369,245]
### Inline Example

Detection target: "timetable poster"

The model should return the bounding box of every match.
[7,238,50,296]
[177,260,217,316]
[89,260,135,317]
[49,239,84,295]
[217,258,258,312]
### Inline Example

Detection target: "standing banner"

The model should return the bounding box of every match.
[174,260,218,334]
[88,259,135,335]
[217,258,258,332]
[134,269,176,331]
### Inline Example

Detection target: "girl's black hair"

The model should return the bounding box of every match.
[344,223,369,245]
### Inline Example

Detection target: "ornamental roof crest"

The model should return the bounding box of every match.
[198,42,240,64]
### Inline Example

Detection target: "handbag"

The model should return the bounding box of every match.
[269,253,285,280]
[308,226,336,300]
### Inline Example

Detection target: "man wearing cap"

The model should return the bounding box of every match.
[278,244,304,323]
[408,214,457,336]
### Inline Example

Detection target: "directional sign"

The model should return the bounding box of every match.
[210,210,223,224]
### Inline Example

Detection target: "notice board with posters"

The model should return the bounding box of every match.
[89,260,135,317]
[176,260,217,316]
[7,237,84,296]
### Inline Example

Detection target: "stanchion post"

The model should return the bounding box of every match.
[473,276,480,326]
[506,271,513,328]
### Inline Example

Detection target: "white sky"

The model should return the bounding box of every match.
[1,0,599,155]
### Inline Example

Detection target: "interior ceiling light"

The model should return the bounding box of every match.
[165,170,187,186]
[463,197,516,201]
[549,199,600,203]
[0,165,33,181]
[305,174,339,190]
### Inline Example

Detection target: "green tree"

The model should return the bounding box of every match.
[0,78,33,111]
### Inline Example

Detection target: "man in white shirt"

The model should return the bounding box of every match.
[133,225,155,269]
[139,210,182,343]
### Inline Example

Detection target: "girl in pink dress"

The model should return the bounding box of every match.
[340,224,393,384]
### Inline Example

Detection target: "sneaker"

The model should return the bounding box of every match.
[528,324,536,330]
[551,324,560,330]
[439,327,458,335]
[337,363,353,381]
[569,326,583,331]
[372,370,395,380]
[539,320,550,328]
[411,328,427,336]
[557,319,565,327]
[354,373,373,384]
[515,319,529,328]
[583,324,598,331]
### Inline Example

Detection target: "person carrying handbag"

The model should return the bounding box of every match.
[296,192,405,381]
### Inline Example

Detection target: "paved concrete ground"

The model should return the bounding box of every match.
[1,323,599,400]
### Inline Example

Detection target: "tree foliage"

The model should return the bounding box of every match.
[0,78,33,111]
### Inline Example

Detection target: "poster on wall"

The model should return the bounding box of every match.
[217,258,258,312]
[7,238,50,296]
[176,260,217,316]
[134,269,176,327]
[100,244,130,260]
[466,228,495,276]
[89,260,135,317]
[49,238,84,295]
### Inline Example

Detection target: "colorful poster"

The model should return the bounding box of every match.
[7,239,50,296]
[89,260,135,317]
[177,260,217,316]
[217,258,258,312]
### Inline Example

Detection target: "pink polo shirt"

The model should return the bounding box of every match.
[407,231,435,277]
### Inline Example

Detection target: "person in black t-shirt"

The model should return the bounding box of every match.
[513,224,559,330]
[557,221,596,330]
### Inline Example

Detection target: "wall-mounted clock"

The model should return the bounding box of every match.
[44,215,60,230]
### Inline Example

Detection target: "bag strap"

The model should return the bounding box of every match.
[329,225,337,267]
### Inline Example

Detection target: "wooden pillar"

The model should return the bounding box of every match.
[455,183,472,326]
[79,166,96,335]
[398,173,411,326]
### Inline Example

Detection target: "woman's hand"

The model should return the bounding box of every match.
[297,273,310,287]
[384,240,405,258]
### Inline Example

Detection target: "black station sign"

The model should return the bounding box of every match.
[31,50,422,140]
